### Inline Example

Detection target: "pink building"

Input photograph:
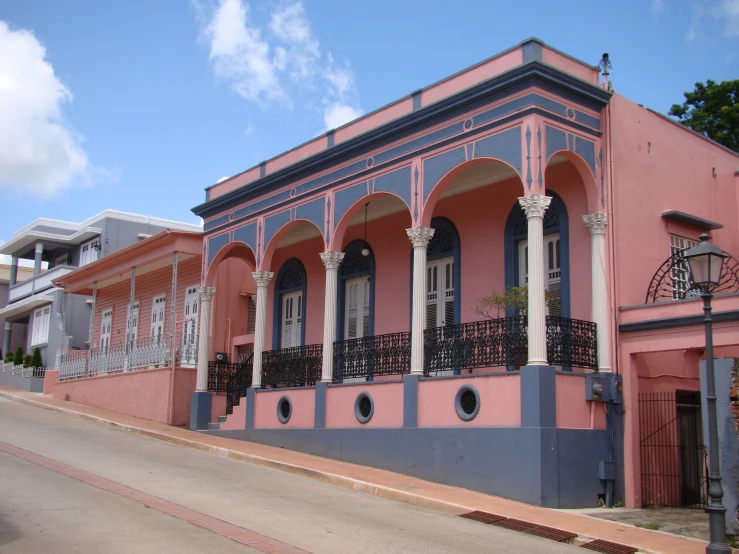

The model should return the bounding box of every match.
[51,38,739,511]
[51,231,205,426]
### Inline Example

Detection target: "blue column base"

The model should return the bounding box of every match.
[190,391,212,430]
[245,388,256,429]
[314,382,327,429]
[403,375,419,428]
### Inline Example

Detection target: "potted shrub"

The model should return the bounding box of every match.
[31,347,43,370]
[13,347,23,366]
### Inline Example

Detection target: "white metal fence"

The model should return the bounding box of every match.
[58,335,198,380]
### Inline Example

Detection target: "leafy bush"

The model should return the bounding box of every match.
[13,347,23,366]
[475,286,560,319]
[23,354,33,368]
[30,347,43,369]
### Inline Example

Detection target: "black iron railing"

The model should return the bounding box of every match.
[226,354,253,415]
[208,361,240,393]
[262,344,322,388]
[333,332,410,381]
[423,315,598,374]
[423,317,527,375]
[545,316,598,370]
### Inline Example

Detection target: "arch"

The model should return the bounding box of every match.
[504,191,571,318]
[337,239,375,343]
[261,218,324,272]
[272,258,307,349]
[331,191,412,252]
[204,241,257,287]
[545,150,599,213]
[421,158,524,227]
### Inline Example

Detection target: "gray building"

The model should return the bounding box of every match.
[0,211,201,370]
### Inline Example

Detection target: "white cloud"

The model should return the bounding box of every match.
[651,0,665,13]
[197,1,362,131]
[323,103,363,130]
[685,0,739,40]
[0,21,89,197]
[202,0,286,104]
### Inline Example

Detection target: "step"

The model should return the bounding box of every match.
[207,422,221,430]
[218,416,227,423]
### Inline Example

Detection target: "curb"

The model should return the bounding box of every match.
[0,390,706,554]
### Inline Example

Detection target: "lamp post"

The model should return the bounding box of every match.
[683,233,731,554]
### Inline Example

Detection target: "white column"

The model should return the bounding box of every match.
[195,286,216,392]
[33,244,44,277]
[407,227,435,375]
[9,256,18,287]
[169,253,178,366]
[583,212,611,372]
[320,251,345,382]
[518,194,552,366]
[251,271,274,388]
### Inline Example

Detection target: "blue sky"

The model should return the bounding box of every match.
[0,0,737,253]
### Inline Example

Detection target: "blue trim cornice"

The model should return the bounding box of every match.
[194,62,611,222]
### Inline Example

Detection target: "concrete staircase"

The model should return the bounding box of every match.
[206,396,247,431]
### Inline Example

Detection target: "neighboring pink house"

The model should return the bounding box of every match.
[50,231,205,426]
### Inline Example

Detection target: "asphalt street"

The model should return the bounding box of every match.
[0,397,580,553]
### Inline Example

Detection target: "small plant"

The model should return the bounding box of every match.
[13,347,23,366]
[597,497,605,508]
[612,501,623,508]
[23,354,33,368]
[4,351,14,363]
[636,522,662,531]
[63,393,70,401]
[30,347,43,369]
[727,535,737,548]
[475,286,560,319]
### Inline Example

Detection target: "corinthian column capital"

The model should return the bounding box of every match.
[320,251,345,270]
[197,286,216,302]
[252,271,274,288]
[406,227,435,248]
[518,194,552,219]
[583,212,608,235]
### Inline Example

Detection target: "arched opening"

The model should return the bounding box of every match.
[272,258,307,349]
[204,242,258,364]
[337,240,375,343]
[332,191,412,252]
[262,219,324,272]
[504,191,570,319]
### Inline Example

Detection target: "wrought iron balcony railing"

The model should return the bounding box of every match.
[127,336,170,370]
[176,333,198,366]
[261,344,323,388]
[333,332,411,381]
[207,361,240,393]
[226,353,253,415]
[58,351,89,380]
[423,315,598,374]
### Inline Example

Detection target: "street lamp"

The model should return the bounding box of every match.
[683,233,731,554]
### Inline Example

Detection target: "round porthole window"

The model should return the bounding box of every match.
[277,396,292,424]
[354,392,374,424]
[455,385,480,421]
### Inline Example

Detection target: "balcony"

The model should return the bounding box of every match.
[247,317,597,386]
[262,344,323,388]
[8,265,76,303]
[57,335,197,380]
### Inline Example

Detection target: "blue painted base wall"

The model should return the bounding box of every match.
[207,426,610,508]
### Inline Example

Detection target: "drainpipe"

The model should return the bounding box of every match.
[166,252,178,425]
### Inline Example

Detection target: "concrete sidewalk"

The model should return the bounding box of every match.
[0,386,725,554]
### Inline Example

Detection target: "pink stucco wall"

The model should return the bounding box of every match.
[53,367,195,426]
[253,388,315,429]
[418,374,521,427]
[43,369,59,395]
[325,381,404,428]
[555,374,606,430]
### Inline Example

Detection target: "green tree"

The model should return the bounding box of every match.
[30,347,43,369]
[669,79,739,152]
[13,347,23,366]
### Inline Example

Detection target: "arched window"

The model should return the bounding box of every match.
[272,259,307,349]
[504,192,570,318]
[425,217,460,329]
[338,240,374,341]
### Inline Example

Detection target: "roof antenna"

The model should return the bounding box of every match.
[598,53,612,91]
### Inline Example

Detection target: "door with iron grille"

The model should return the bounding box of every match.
[639,390,707,507]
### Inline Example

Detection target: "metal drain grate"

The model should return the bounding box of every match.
[459,511,506,524]
[525,525,578,543]
[491,518,537,532]
[580,539,638,554]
